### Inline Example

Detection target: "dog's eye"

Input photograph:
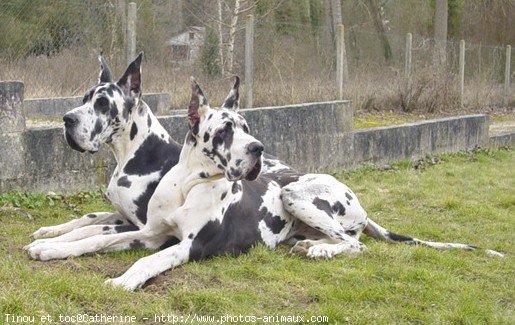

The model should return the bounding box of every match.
[94,97,110,113]
[97,97,109,107]
[243,124,250,134]
[216,122,232,139]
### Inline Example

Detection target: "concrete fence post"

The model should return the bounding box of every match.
[504,45,511,107]
[126,2,137,65]
[459,40,465,109]
[405,33,412,77]
[0,81,26,191]
[244,14,254,108]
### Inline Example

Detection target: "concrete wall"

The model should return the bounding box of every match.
[353,115,490,166]
[0,81,513,193]
[24,93,171,120]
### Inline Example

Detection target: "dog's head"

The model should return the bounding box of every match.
[63,53,143,153]
[187,77,264,181]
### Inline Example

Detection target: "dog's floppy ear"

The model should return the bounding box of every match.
[98,53,113,83]
[117,52,143,97]
[221,76,240,111]
[188,77,209,134]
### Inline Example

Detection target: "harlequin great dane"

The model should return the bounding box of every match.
[25,53,182,248]
[24,55,287,252]
[26,76,503,290]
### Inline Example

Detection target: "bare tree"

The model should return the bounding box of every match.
[364,0,392,62]
[433,0,448,68]
[217,0,225,75]
[226,0,242,74]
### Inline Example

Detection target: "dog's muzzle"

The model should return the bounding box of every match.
[244,141,264,181]
[63,113,87,153]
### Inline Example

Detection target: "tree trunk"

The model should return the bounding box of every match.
[217,0,225,76]
[433,0,448,68]
[226,0,241,74]
[364,0,392,62]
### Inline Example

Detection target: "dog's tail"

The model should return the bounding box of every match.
[363,218,505,257]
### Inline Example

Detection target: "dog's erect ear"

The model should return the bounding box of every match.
[98,53,113,83]
[188,77,209,134]
[117,52,143,97]
[221,76,240,111]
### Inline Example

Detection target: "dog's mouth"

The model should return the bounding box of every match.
[65,131,86,153]
[64,129,99,154]
[244,158,262,181]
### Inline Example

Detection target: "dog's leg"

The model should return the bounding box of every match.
[31,212,127,239]
[26,227,171,261]
[105,239,193,291]
[282,175,368,259]
[24,221,138,250]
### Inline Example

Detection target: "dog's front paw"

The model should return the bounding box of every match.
[23,239,48,251]
[27,243,70,261]
[105,276,141,291]
[31,227,60,240]
[307,244,335,259]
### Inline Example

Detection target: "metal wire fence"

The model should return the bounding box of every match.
[0,0,512,113]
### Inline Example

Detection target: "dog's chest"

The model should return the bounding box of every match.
[106,169,161,225]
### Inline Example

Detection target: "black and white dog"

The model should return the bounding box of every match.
[25,55,286,252]
[26,74,503,291]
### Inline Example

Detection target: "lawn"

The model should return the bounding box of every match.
[0,149,513,324]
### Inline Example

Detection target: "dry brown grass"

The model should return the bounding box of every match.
[0,49,512,115]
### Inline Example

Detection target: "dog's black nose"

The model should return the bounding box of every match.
[63,113,78,127]
[248,142,264,157]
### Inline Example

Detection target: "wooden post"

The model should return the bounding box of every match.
[459,40,465,108]
[336,24,345,100]
[405,33,412,77]
[504,45,511,107]
[244,14,254,108]
[126,2,137,66]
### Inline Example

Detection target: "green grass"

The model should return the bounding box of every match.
[1,149,514,324]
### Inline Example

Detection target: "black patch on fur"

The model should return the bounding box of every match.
[229,167,242,179]
[123,97,134,120]
[114,224,139,233]
[130,122,138,140]
[102,226,110,231]
[312,198,333,218]
[109,104,118,119]
[293,235,306,240]
[130,239,145,249]
[117,175,131,188]
[83,89,94,104]
[203,132,210,143]
[235,159,242,166]
[90,119,103,141]
[124,134,181,176]
[332,201,346,216]
[345,192,353,201]
[159,236,180,249]
[232,182,242,194]
[147,114,152,128]
[115,219,124,225]
[199,172,209,178]
[346,200,350,206]
[387,232,414,242]
[345,229,357,236]
[188,233,194,239]
[221,191,227,200]
[263,210,286,234]
[87,214,97,218]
